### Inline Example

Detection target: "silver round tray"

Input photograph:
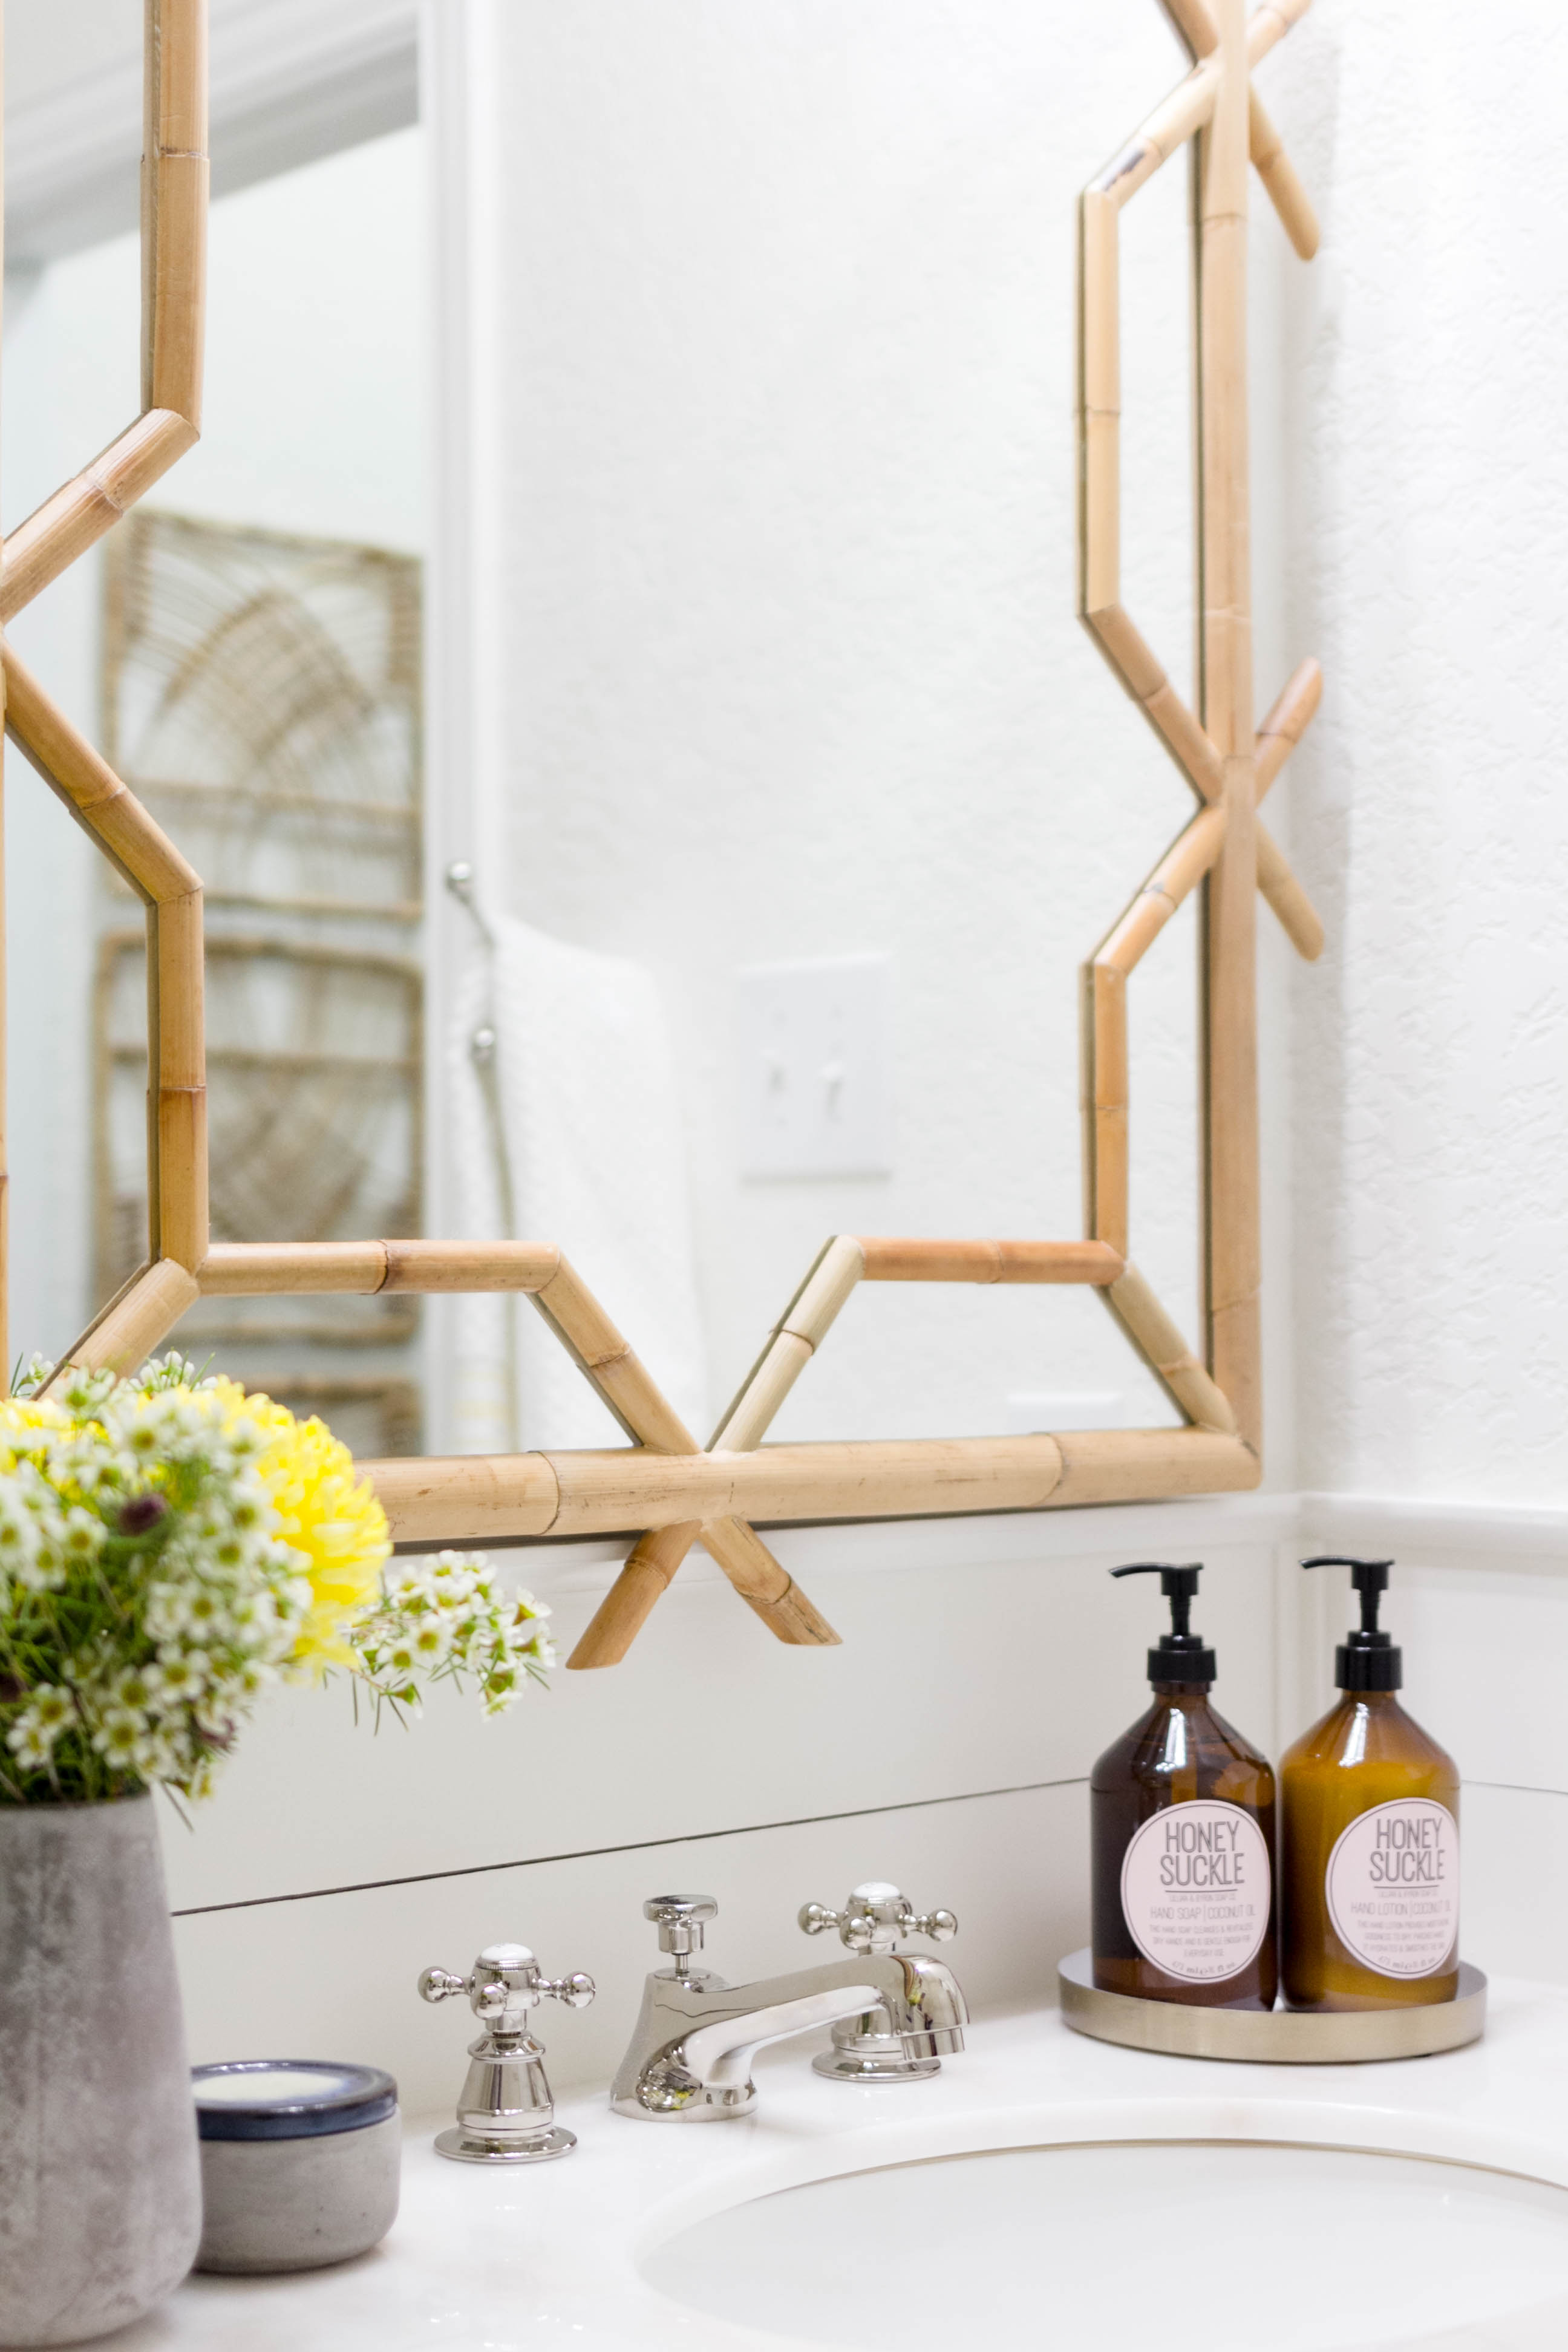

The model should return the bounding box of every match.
[1057,1948,1486,2065]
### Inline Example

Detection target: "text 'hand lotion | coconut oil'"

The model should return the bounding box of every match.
[1090,1564,1277,2010]
[1280,1557,1460,2012]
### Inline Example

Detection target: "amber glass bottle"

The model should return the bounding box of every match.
[1281,1557,1459,2012]
[1091,1563,1277,2010]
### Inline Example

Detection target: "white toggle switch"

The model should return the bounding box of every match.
[737,956,893,1178]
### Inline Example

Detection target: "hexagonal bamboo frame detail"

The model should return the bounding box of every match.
[1,0,1323,1669]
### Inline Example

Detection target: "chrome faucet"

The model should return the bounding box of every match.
[610,1893,968,2120]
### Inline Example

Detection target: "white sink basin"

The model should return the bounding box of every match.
[641,2140,1568,2352]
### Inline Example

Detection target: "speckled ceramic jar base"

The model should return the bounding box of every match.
[196,2111,402,2273]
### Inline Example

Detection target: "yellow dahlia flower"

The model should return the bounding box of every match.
[208,1378,390,1671]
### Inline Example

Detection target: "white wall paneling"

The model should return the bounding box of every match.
[175,1782,1092,2111]
[163,1492,1568,2102]
[163,1495,1289,2100]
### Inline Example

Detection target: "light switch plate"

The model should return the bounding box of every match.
[737,955,893,1179]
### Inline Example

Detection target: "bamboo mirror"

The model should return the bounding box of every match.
[3,0,1322,1668]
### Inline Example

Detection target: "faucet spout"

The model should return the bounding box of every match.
[611,1950,968,2121]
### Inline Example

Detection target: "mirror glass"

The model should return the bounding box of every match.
[5,5,1298,1461]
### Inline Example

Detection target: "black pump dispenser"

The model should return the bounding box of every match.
[1302,1554,1402,1691]
[1112,1561,1217,1685]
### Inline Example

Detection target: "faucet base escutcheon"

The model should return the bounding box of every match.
[434,2123,578,2164]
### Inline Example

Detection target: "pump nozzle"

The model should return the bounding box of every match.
[1301,1555,1401,1691]
[1111,1562,1215,1687]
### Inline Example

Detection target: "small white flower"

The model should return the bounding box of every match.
[91,1711,146,1762]
[154,1650,207,1698]
[58,1508,106,1563]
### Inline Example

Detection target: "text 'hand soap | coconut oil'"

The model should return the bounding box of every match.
[1280,1556,1459,2012]
[1091,1563,1277,2009]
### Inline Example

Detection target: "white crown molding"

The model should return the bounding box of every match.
[7,0,419,265]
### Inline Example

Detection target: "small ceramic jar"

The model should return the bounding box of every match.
[192,2060,400,2274]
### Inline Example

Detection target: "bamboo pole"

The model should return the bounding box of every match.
[198,1243,394,1295]
[47,1258,200,1382]
[550,1434,1067,1533]
[1256,820,1324,959]
[1048,1424,1257,1503]
[1104,1264,1238,1436]
[539,1246,839,1658]
[1197,0,1264,1452]
[1083,604,1224,802]
[1086,960,1129,1258]
[529,1256,697,1455]
[1249,0,1313,69]
[1255,655,1322,800]
[194,1238,575,1294]
[143,0,209,428]
[569,1236,862,1667]
[710,1235,865,1453]
[1160,0,1318,77]
[699,1517,840,1645]
[1095,803,1228,976]
[144,914,162,1263]
[3,648,201,902]
[367,1425,1258,1544]
[1158,0,1219,57]
[0,413,197,624]
[1090,59,1220,210]
[385,1240,561,1292]
[153,886,207,1268]
[855,1238,1123,1283]
[570,1522,703,1664]
[1080,188,1120,618]
[1249,88,1318,260]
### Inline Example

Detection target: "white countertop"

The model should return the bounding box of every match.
[124,1978,1568,2351]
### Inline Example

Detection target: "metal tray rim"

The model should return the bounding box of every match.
[1057,1949,1486,2065]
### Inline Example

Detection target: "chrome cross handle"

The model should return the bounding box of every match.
[417,1942,595,2166]
[419,1942,595,2035]
[797,1883,958,2082]
[799,1881,958,1956]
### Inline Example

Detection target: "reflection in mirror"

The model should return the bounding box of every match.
[4,124,425,1449]
[432,0,1267,1456]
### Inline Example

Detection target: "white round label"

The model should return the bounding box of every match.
[1119,1800,1272,1982]
[1325,1798,1459,1979]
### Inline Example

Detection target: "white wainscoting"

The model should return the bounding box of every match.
[166,1489,1568,2111]
[167,1495,1290,2108]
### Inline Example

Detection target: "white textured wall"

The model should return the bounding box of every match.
[1275,5,1568,1504]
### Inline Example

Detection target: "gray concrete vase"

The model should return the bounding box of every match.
[0,1794,201,2345]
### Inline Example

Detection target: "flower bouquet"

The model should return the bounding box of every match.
[0,1354,552,1803]
[0,1353,550,2348]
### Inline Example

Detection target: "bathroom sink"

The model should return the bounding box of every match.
[641,2140,1568,2352]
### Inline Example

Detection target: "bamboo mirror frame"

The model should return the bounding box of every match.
[2,0,1322,1669]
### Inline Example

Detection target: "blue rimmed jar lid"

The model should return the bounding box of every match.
[192,2060,397,2142]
